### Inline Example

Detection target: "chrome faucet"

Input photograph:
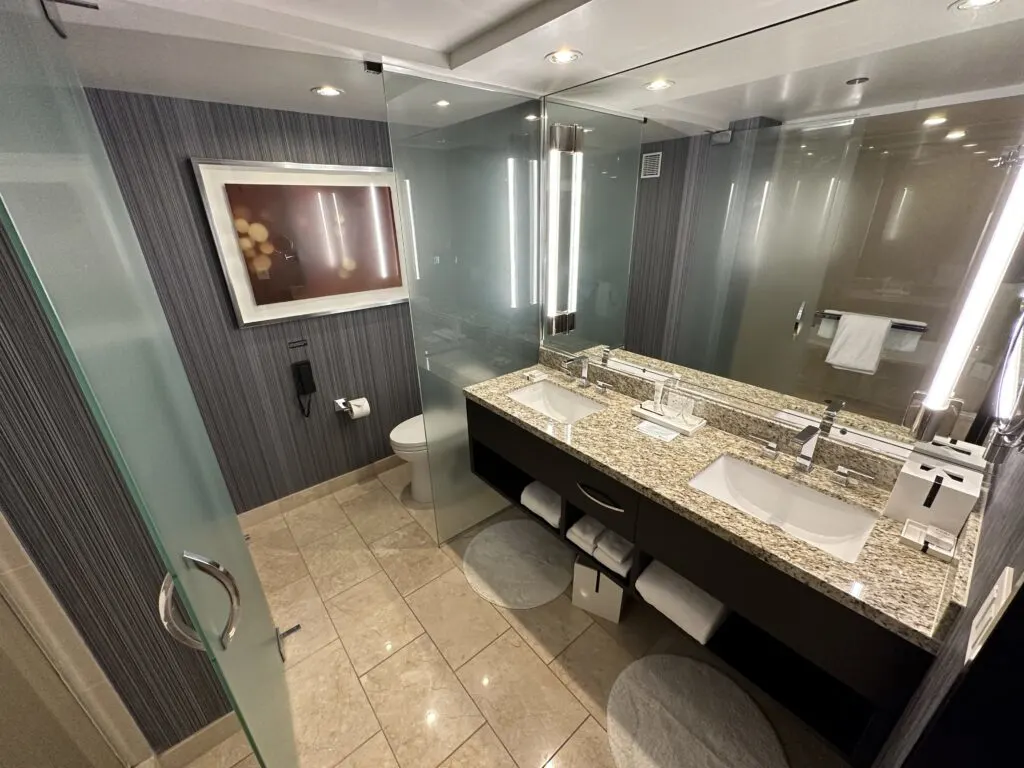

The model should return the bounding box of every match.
[561,354,591,388]
[789,400,846,471]
[601,345,624,365]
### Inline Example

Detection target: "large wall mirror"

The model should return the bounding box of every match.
[542,0,1024,454]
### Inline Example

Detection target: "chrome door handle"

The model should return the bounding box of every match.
[793,301,806,338]
[157,551,241,652]
[158,573,204,651]
[184,551,241,650]
[576,483,625,513]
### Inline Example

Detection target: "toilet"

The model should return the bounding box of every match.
[390,414,432,504]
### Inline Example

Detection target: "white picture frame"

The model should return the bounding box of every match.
[193,159,410,327]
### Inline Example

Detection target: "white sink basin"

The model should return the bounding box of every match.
[508,381,605,424]
[689,455,876,563]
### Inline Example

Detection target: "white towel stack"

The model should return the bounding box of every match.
[635,561,727,645]
[567,516,605,554]
[521,481,560,528]
[593,530,634,577]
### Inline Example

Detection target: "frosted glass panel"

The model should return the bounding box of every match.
[0,2,296,765]
[385,72,541,542]
[543,101,642,354]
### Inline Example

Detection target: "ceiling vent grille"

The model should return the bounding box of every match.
[640,152,662,179]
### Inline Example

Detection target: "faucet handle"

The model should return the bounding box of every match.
[747,436,779,459]
[833,465,874,487]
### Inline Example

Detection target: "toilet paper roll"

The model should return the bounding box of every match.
[347,397,371,420]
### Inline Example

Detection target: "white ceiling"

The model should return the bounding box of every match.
[559,0,1024,136]
[59,0,1024,134]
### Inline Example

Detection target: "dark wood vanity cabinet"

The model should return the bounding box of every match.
[466,398,934,765]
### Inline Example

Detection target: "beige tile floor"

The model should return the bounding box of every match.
[193,477,849,768]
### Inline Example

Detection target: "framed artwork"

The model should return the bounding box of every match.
[193,159,409,327]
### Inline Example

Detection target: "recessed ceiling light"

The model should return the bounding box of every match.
[645,79,675,91]
[882,150,890,155]
[806,152,814,156]
[525,114,539,121]
[868,145,875,150]
[800,144,807,149]
[546,49,582,64]
[946,129,967,140]
[311,85,343,97]
[951,0,1001,10]
[434,100,451,108]
[963,143,979,148]
[846,77,870,85]
[923,115,948,127]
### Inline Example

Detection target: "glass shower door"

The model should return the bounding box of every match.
[0,1,296,765]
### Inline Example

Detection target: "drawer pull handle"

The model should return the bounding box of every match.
[576,482,625,513]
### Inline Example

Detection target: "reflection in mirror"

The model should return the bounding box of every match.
[545,0,1024,448]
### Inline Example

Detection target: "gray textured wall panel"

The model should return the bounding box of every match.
[86,90,421,513]
[0,220,231,752]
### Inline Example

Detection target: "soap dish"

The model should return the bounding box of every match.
[631,402,706,437]
[899,520,957,563]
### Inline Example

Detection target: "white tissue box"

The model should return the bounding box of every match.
[883,454,982,533]
[912,437,986,473]
[572,561,624,623]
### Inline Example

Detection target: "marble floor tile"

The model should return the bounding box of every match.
[266,576,338,668]
[229,756,258,768]
[285,641,380,768]
[284,496,351,547]
[408,503,438,544]
[343,486,415,545]
[496,594,592,664]
[438,726,515,768]
[360,635,484,768]
[243,514,286,542]
[593,598,677,658]
[550,625,635,728]
[332,476,383,505]
[299,525,381,600]
[406,569,509,669]
[371,524,454,596]
[184,730,252,768]
[326,572,424,675]
[248,524,308,593]
[378,463,412,499]
[337,732,399,768]
[544,718,614,768]
[458,630,586,768]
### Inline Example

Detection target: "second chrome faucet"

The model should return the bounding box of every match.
[789,400,846,471]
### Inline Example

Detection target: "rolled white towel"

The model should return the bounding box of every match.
[594,547,630,577]
[568,516,606,548]
[635,561,727,645]
[596,530,633,564]
[521,481,560,528]
[567,528,596,555]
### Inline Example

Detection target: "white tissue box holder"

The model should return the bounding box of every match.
[883,454,981,533]
[572,560,624,623]
[631,402,706,436]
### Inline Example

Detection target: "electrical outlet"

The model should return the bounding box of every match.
[966,566,1016,663]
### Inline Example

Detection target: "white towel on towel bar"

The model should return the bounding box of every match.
[817,311,922,353]
[596,530,634,564]
[825,313,892,374]
[521,481,560,528]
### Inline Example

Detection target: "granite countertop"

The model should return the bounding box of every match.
[465,364,981,653]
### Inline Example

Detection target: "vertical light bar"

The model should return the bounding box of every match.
[546,149,561,318]
[822,177,838,218]
[369,186,389,279]
[925,166,1024,409]
[403,179,421,280]
[316,191,337,267]
[721,182,736,236]
[330,192,347,266]
[529,158,539,305]
[567,150,583,313]
[753,180,771,241]
[507,157,518,309]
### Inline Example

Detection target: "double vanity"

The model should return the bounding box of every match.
[464,360,981,765]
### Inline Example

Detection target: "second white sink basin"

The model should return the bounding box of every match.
[689,455,876,563]
[508,380,605,424]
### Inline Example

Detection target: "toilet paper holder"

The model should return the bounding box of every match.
[334,398,354,414]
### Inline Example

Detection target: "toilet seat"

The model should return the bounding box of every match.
[390,415,427,452]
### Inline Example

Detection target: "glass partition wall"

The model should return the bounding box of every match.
[384,71,541,542]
